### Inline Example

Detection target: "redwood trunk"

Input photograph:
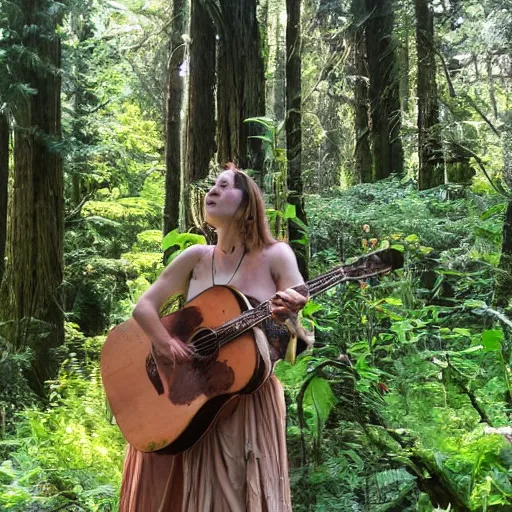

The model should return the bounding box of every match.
[351,0,372,183]
[0,112,8,283]
[286,0,308,279]
[415,0,444,189]
[365,0,403,180]
[2,0,64,390]
[495,201,512,310]
[216,0,265,173]
[164,0,187,235]
[182,0,216,229]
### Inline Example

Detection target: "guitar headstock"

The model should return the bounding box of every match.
[343,248,404,279]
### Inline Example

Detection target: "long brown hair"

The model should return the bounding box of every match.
[225,162,276,252]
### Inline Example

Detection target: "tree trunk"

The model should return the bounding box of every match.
[163,0,187,236]
[286,0,308,280]
[365,0,404,180]
[351,0,372,184]
[415,0,444,190]
[1,0,64,392]
[0,111,8,284]
[486,55,498,120]
[494,200,512,310]
[182,0,216,229]
[274,4,286,124]
[69,1,96,207]
[399,12,411,114]
[216,0,266,175]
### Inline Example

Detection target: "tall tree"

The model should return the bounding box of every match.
[365,0,404,180]
[215,0,265,172]
[415,0,444,190]
[0,0,64,391]
[67,0,98,207]
[182,0,216,229]
[350,0,372,183]
[163,0,187,235]
[494,114,512,308]
[0,110,7,283]
[286,0,308,279]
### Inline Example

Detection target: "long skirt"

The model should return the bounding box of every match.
[119,327,292,512]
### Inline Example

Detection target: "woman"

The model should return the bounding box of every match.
[119,163,308,511]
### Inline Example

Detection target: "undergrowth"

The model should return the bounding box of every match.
[1,179,511,511]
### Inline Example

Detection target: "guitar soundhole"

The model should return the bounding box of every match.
[189,328,218,359]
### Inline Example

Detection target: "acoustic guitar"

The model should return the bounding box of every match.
[101,248,403,454]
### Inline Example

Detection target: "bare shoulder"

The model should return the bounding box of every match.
[265,241,304,289]
[266,241,297,264]
[142,244,210,303]
[153,244,210,292]
[161,243,210,277]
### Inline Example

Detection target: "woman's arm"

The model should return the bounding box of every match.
[132,244,207,361]
[268,242,308,312]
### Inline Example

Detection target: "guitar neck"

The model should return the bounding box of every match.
[214,249,400,347]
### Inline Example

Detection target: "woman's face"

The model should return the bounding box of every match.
[204,170,244,227]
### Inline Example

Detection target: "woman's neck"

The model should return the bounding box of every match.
[215,226,244,255]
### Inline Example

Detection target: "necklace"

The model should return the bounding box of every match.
[211,246,246,286]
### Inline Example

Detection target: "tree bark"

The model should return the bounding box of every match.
[0,111,8,284]
[365,0,404,180]
[163,0,187,236]
[216,0,266,174]
[1,0,64,392]
[494,200,512,309]
[69,1,96,207]
[351,0,372,184]
[182,0,216,229]
[415,0,444,190]
[399,12,411,114]
[286,0,308,280]
[274,5,286,124]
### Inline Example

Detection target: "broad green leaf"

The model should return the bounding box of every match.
[274,357,311,388]
[247,135,273,144]
[384,297,403,306]
[453,328,472,337]
[303,301,323,317]
[243,116,275,128]
[303,377,337,436]
[284,203,296,219]
[480,203,506,220]
[482,330,504,352]
[161,229,180,251]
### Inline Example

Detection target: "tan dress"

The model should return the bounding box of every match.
[119,323,293,512]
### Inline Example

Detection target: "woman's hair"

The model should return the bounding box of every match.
[225,162,276,252]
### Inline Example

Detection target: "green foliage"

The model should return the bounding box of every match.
[64,256,135,335]
[0,362,124,511]
[132,229,163,252]
[276,180,511,511]
[0,350,36,436]
[120,252,162,282]
[162,229,206,264]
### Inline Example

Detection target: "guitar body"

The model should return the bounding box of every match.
[101,286,266,454]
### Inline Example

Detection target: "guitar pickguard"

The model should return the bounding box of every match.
[167,359,234,405]
[146,304,236,405]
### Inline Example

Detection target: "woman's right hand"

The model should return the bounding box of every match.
[152,336,191,370]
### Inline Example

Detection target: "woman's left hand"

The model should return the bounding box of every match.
[270,285,308,323]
